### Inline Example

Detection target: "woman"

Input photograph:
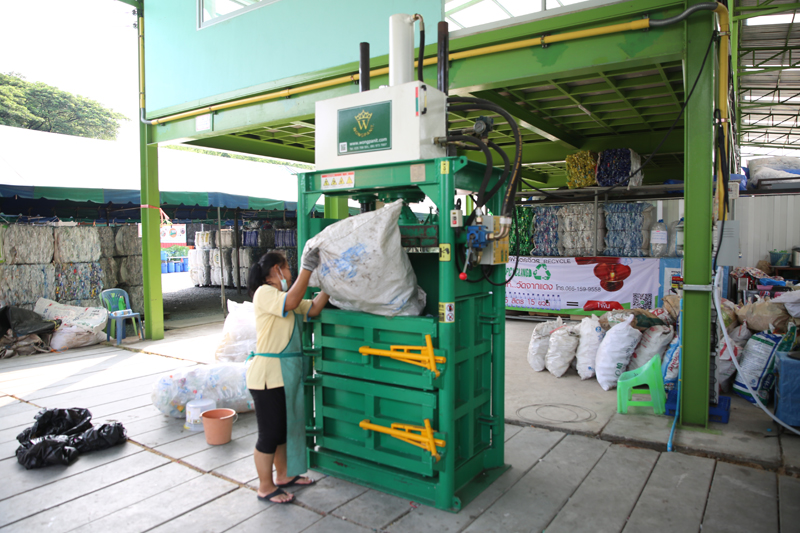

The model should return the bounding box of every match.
[246,250,329,504]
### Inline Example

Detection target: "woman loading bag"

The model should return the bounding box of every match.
[246,250,329,504]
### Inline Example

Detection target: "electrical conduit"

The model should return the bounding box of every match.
[138,4,730,126]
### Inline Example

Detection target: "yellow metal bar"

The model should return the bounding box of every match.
[715,3,730,221]
[142,17,656,125]
[359,419,445,461]
[360,335,443,377]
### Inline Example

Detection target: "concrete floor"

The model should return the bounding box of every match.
[1,321,798,532]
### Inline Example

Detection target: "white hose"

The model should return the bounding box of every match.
[713,268,800,436]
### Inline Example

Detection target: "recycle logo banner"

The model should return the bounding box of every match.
[504,256,659,314]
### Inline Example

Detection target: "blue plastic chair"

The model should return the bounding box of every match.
[100,289,144,345]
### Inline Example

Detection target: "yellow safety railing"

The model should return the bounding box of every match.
[359,334,445,377]
[359,419,446,461]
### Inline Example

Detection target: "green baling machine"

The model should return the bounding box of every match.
[297,14,524,512]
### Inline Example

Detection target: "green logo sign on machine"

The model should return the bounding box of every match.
[337,101,392,155]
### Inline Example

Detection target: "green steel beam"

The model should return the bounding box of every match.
[520,129,684,163]
[472,90,584,147]
[186,134,315,163]
[732,4,800,21]
[736,2,800,11]
[116,0,142,8]
[324,196,349,219]
[681,6,714,428]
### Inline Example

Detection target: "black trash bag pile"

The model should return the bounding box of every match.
[0,306,59,359]
[15,407,127,470]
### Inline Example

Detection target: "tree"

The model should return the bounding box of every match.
[0,73,128,140]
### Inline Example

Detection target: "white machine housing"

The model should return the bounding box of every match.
[314,80,447,172]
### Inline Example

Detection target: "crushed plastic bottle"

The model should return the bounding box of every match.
[650,219,668,257]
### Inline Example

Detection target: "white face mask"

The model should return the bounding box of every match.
[279,273,288,292]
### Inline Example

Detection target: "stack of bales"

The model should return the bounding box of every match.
[97,226,118,291]
[273,221,298,278]
[0,226,56,310]
[188,248,212,286]
[211,246,235,287]
[115,225,144,315]
[53,226,104,307]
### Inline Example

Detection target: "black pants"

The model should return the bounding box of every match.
[249,386,287,454]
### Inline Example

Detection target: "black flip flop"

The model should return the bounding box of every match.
[276,475,316,488]
[257,487,294,504]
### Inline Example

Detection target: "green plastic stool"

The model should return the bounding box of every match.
[617,355,667,415]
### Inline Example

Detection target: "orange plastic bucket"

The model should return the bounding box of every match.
[201,408,238,445]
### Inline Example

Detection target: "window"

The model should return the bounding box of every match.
[198,0,281,28]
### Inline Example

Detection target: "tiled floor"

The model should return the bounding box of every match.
[1,341,798,532]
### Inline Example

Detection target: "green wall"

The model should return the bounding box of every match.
[144,0,442,117]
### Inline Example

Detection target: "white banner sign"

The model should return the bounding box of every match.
[505,256,660,313]
[160,224,186,245]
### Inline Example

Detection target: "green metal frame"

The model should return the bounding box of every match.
[138,0,723,424]
[297,157,507,511]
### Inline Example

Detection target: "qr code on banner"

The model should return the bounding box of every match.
[632,293,653,309]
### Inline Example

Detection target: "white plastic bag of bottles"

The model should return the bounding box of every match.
[304,200,426,317]
[151,364,254,418]
[576,315,605,380]
[649,219,668,257]
[668,218,684,257]
[527,317,563,372]
[214,301,257,363]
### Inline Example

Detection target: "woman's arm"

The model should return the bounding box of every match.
[284,269,312,312]
[308,291,330,317]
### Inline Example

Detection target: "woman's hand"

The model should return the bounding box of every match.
[308,291,330,317]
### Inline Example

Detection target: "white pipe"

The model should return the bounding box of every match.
[389,13,415,86]
[713,268,800,436]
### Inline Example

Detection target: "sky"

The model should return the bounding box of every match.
[0,0,142,150]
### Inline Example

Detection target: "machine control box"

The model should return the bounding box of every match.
[315,80,447,172]
[450,209,463,228]
[467,216,511,265]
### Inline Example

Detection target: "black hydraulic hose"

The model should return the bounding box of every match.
[437,20,449,94]
[414,14,425,82]
[649,2,717,27]
[447,135,493,201]
[449,98,522,216]
[483,140,511,209]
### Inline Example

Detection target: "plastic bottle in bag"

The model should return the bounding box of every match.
[649,219,668,257]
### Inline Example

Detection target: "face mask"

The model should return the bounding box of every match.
[279,271,289,292]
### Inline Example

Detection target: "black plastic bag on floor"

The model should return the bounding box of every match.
[16,435,79,469]
[15,409,126,470]
[16,408,93,445]
[72,423,127,453]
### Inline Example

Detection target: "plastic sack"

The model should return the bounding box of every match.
[16,408,93,443]
[662,336,681,391]
[733,332,783,403]
[305,200,426,317]
[772,291,800,318]
[718,298,738,332]
[599,309,663,331]
[527,317,563,372]
[576,315,605,380]
[716,322,746,391]
[651,307,675,326]
[628,325,674,371]
[743,298,790,333]
[595,315,642,391]
[545,324,580,378]
[34,298,108,351]
[215,301,256,363]
[151,364,254,418]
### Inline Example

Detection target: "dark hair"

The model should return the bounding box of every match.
[247,251,287,298]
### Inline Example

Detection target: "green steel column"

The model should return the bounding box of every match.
[437,160,458,510]
[681,7,714,427]
[324,196,349,219]
[731,16,741,154]
[139,130,164,340]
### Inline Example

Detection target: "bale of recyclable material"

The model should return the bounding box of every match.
[194,231,217,249]
[275,229,298,248]
[99,257,118,290]
[239,247,266,269]
[219,229,238,249]
[61,299,103,308]
[97,227,117,258]
[114,226,142,256]
[566,151,599,189]
[210,267,234,287]
[532,206,561,256]
[54,227,101,263]
[0,265,56,306]
[54,263,103,302]
[243,229,275,248]
[602,202,654,257]
[118,256,144,286]
[186,223,204,247]
[189,266,212,286]
[596,148,643,187]
[2,226,54,265]
[188,249,211,268]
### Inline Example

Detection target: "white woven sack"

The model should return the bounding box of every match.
[305,200,426,317]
